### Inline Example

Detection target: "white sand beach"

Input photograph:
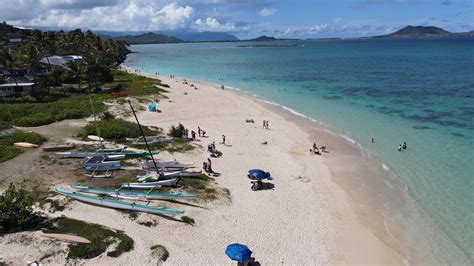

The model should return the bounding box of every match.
[0,70,405,265]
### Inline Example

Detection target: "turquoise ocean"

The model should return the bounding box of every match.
[122,39,473,264]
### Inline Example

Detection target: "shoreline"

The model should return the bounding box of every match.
[121,66,424,264]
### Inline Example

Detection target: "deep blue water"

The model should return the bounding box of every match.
[123,38,474,263]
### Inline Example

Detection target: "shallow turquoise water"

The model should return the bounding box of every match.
[123,39,474,263]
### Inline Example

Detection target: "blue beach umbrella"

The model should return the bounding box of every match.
[147,102,157,112]
[248,169,272,180]
[225,243,252,263]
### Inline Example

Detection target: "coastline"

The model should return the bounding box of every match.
[121,67,416,264]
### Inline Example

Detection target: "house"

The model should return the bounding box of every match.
[0,76,34,96]
[40,55,83,70]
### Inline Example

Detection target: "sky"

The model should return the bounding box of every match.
[0,0,472,39]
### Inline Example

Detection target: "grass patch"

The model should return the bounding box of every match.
[180,216,195,225]
[0,120,10,130]
[80,118,157,141]
[131,139,195,153]
[0,94,112,127]
[150,245,169,262]
[105,69,169,97]
[0,130,45,162]
[45,217,134,259]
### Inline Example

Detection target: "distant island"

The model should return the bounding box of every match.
[375,25,474,38]
[113,32,184,44]
[237,44,298,48]
[246,35,297,42]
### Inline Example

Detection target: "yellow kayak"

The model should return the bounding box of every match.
[14,142,39,148]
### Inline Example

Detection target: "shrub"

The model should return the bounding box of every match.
[16,113,55,127]
[0,120,10,130]
[0,183,37,233]
[150,245,169,261]
[181,216,195,225]
[80,118,155,140]
[169,123,185,138]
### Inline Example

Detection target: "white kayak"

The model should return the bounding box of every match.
[122,178,179,188]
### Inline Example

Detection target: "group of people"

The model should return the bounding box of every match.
[203,158,214,174]
[169,75,175,79]
[208,141,222,158]
[197,126,206,137]
[262,120,270,129]
[398,142,408,151]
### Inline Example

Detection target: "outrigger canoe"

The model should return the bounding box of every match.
[136,171,182,182]
[55,188,184,215]
[122,178,179,189]
[83,163,121,172]
[14,142,38,148]
[57,151,160,159]
[71,185,197,200]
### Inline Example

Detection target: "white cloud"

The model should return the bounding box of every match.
[5,0,195,31]
[309,23,328,33]
[259,8,276,17]
[194,17,236,31]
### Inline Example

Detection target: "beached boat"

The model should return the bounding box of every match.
[139,170,203,180]
[141,161,194,169]
[39,232,91,244]
[87,135,104,141]
[71,185,197,200]
[122,178,179,188]
[132,136,173,145]
[83,163,121,172]
[56,151,159,159]
[42,144,76,152]
[83,155,123,165]
[136,171,183,182]
[13,142,38,148]
[55,188,184,215]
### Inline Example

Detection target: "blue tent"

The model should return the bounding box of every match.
[148,102,157,112]
[248,169,272,180]
[225,243,252,263]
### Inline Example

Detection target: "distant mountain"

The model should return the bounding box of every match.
[160,30,239,42]
[376,25,474,38]
[248,36,278,41]
[113,32,184,44]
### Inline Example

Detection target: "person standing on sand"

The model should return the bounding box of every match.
[191,131,196,140]
[398,144,402,151]
[263,120,266,129]
[198,126,201,137]
[403,142,407,150]
[371,138,375,143]
[266,120,269,129]
[222,135,226,145]
[185,128,189,138]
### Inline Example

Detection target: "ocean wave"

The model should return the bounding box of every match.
[382,163,390,171]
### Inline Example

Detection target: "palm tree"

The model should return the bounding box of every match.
[15,42,43,79]
[65,60,86,92]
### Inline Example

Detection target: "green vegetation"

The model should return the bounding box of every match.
[181,216,195,225]
[0,94,111,127]
[0,183,44,234]
[80,117,156,140]
[113,32,184,45]
[178,174,219,200]
[169,123,186,138]
[150,244,169,262]
[105,68,169,96]
[46,217,134,259]
[0,130,45,162]
[131,138,195,153]
[0,120,10,130]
